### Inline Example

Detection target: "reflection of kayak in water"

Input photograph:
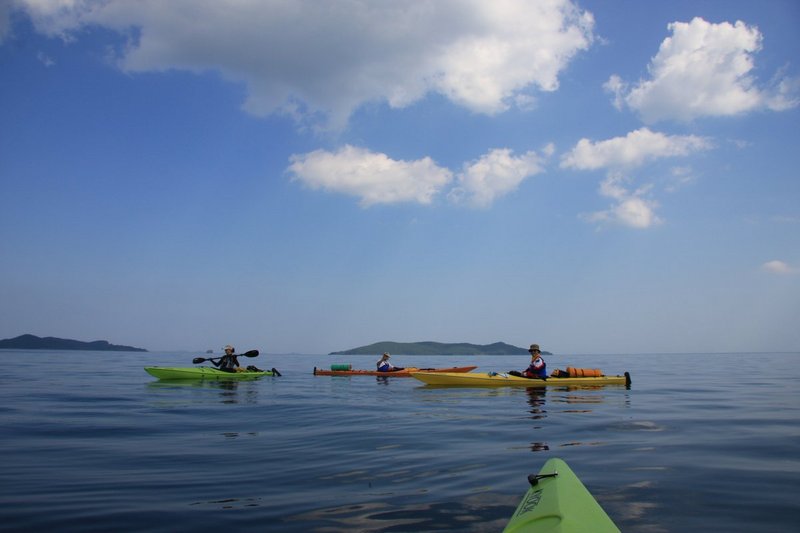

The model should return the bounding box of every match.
[503,458,620,533]
[313,366,477,377]
[411,371,631,387]
[144,367,280,380]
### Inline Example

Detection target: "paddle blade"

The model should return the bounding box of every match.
[192,357,206,364]
[243,350,259,357]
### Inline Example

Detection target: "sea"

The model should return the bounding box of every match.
[1,351,798,532]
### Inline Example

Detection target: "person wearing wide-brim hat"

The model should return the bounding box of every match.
[522,344,547,379]
[376,352,404,372]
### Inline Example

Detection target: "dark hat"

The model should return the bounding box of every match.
[528,344,540,352]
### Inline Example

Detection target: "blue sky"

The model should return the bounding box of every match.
[1,0,798,354]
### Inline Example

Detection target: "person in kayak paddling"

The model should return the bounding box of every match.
[522,344,547,379]
[212,345,240,372]
[376,352,404,372]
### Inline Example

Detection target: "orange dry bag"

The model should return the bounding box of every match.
[566,367,603,377]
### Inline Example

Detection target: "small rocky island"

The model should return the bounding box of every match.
[330,341,550,356]
[0,334,148,352]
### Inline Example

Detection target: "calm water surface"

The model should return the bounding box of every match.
[1,351,798,532]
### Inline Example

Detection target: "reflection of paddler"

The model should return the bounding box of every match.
[525,387,547,420]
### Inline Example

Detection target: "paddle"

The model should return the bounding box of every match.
[192,350,259,364]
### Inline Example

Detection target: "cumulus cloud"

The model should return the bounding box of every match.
[562,129,710,229]
[288,145,552,208]
[762,260,796,275]
[287,146,452,207]
[560,128,712,170]
[37,51,55,67]
[665,166,696,192]
[8,0,595,129]
[581,174,661,229]
[606,17,799,122]
[448,146,551,208]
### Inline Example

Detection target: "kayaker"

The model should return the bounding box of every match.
[212,345,240,372]
[522,344,547,379]
[376,352,404,372]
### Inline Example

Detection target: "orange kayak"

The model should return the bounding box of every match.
[313,365,477,377]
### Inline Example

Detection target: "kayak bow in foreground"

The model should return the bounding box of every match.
[503,458,620,533]
[313,366,477,377]
[411,371,631,388]
[144,367,280,380]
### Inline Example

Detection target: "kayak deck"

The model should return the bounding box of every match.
[144,366,278,380]
[313,365,477,377]
[503,458,620,533]
[411,371,631,388]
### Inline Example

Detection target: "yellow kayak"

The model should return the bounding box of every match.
[411,371,631,388]
[313,365,477,377]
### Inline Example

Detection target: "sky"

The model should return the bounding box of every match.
[1,0,798,355]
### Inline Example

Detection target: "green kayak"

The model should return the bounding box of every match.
[503,458,620,533]
[144,366,280,380]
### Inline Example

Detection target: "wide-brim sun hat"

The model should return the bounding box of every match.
[528,344,540,352]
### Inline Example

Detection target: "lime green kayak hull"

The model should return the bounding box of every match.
[144,367,276,380]
[503,458,620,533]
[411,372,631,388]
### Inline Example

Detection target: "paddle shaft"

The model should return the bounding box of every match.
[192,349,259,364]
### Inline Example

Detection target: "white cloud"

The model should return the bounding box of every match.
[287,145,452,207]
[562,129,711,229]
[581,174,662,229]
[448,146,550,208]
[37,51,55,67]
[664,166,695,192]
[762,260,796,275]
[560,128,711,170]
[288,145,550,208]
[10,0,595,130]
[606,17,799,122]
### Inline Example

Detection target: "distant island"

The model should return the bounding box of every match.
[0,334,148,352]
[330,341,550,356]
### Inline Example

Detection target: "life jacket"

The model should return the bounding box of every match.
[218,354,239,370]
[523,356,547,378]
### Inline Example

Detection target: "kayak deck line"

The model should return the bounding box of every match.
[410,371,631,388]
[503,458,620,533]
[144,366,280,380]
[312,365,477,377]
